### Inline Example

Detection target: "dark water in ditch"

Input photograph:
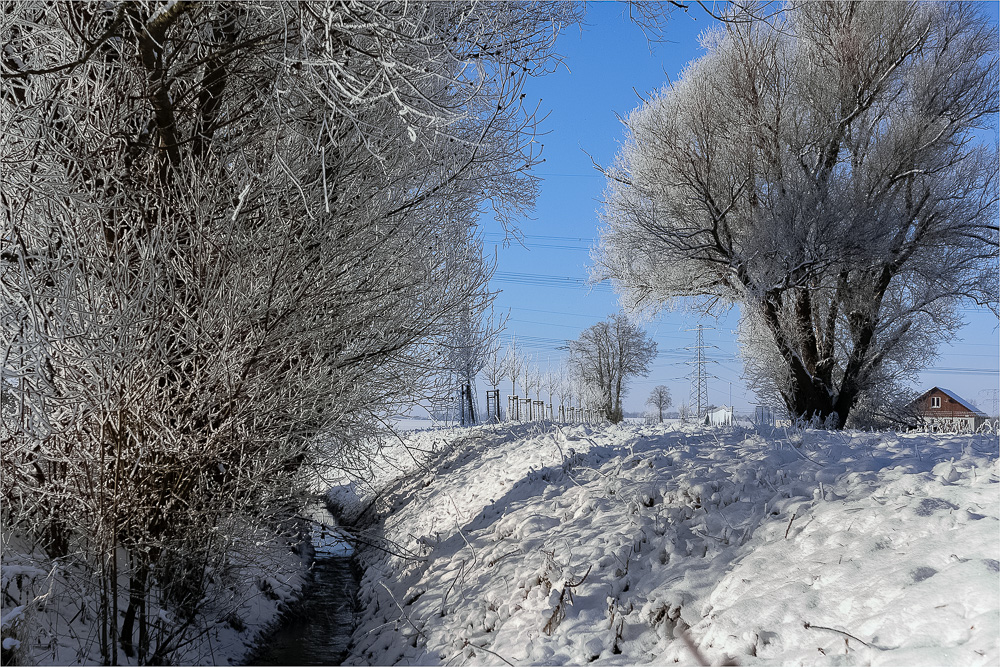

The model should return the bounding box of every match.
[251,501,359,666]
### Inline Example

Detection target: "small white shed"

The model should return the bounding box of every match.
[703,406,734,426]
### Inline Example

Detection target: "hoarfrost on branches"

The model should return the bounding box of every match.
[596,0,999,427]
[646,385,672,423]
[567,314,657,423]
[0,1,581,661]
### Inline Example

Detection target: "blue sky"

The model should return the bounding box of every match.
[479,2,1000,416]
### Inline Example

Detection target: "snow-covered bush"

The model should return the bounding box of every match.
[1,1,580,662]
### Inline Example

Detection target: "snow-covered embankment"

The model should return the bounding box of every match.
[333,422,999,666]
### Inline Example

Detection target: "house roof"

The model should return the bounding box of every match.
[918,387,986,416]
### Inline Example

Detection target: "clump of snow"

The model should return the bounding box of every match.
[337,422,999,666]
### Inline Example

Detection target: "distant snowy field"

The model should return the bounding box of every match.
[333,422,999,666]
[392,417,445,431]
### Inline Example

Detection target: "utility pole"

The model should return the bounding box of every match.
[979,389,999,418]
[685,324,712,420]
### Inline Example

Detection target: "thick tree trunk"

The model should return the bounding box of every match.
[763,263,895,429]
[763,296,839,424]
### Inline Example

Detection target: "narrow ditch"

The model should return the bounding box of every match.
[249,499,360,666]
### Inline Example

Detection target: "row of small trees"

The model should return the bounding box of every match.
[478,314,658,424]
[480,335,597,420]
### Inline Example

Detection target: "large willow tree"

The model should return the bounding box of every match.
[596,1,998,428]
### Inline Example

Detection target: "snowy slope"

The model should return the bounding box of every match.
[336,422,999,666]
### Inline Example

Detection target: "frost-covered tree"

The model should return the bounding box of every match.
[542,365,558,416]
[523,359,542,404]
[445,304,505,425]
[568,314,657,423]
[646,385,672,423]
[505,337,525,397]
[518,355,543,418]
[550,364,570,418]
[596,1,999,428]
[481,337,507,395]
[1,1,579,661]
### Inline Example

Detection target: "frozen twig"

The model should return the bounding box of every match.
[803,621,883,650]
[466,641,515,666]
[784,512,797,539]
[676,625,740,666]
[543,564,592,636]
[380,582,428,641]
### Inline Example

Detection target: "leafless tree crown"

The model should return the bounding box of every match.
[568,314,657,423]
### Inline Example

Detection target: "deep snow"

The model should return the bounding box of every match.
[333,421,999,666]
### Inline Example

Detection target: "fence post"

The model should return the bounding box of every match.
[508,395,520,421]
[486,390,501,422]
[459,386,466,426]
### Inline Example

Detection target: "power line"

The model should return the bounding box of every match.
[921,367,999,376]
[504,333,570,353]
[484,234,591,252]
[493,271,613,292]
[531,172,603,178]
[508,306,604,319]
[511,233,594,242]
[487,241,590,252]
[508,318,585,330]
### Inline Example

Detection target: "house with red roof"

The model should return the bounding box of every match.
[911,387,989,431]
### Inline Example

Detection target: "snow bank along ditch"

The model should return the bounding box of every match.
[330,421,999,666]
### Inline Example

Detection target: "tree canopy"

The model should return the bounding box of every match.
[646,385,672,423]
[1,1,581,661]
[568,314,657,423]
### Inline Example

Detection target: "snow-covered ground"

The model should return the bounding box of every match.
[2,518,310,666]
[334,421,999,666]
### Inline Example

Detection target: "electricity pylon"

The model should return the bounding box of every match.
[685,324,713,420]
